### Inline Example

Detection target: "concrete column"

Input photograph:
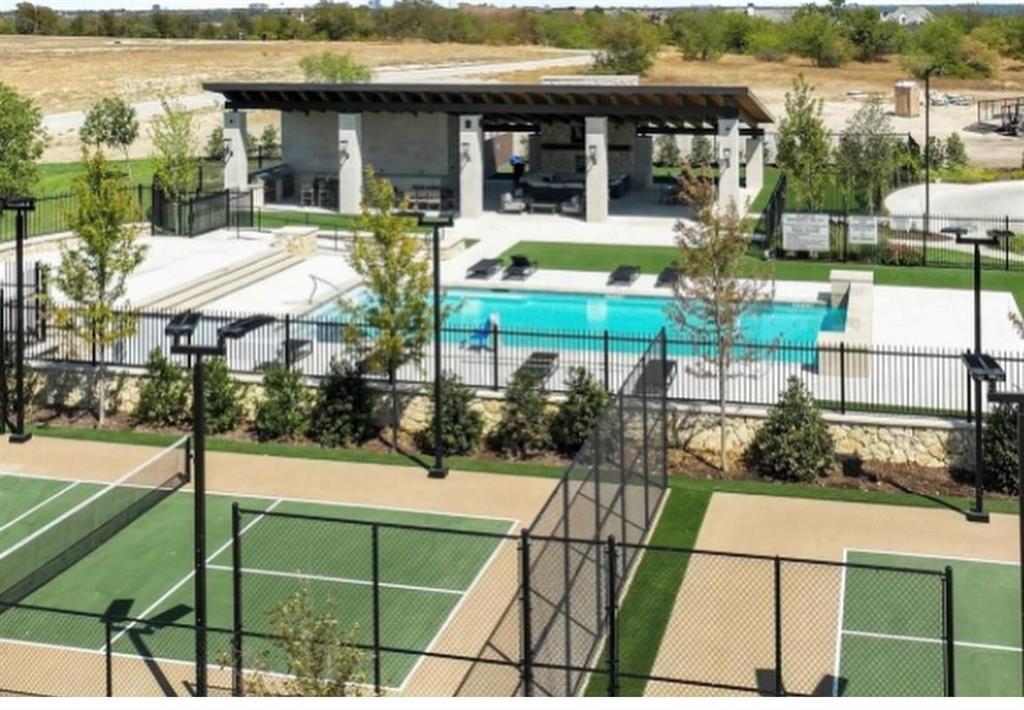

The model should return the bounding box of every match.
[717,117,741,214]
[745,134,765,202]
[584,116,608,222]
[632,135,654,190]
[528,134,542,172]
[458,115,484,218]
[223,111,248,192]
[337,113,363,214]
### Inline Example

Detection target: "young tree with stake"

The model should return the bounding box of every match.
[80,97,140,183]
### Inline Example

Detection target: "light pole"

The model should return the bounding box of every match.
[984,384,1024,695]
[945,226,1006,523]
[923,65,943,237]
[165,311,273,697]
[397,210,455,479]
[0,197,35,444]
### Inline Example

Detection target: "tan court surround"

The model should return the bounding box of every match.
[0,437,557,697]
[648,492,1019,697]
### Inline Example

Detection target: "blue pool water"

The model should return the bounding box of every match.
[309,287,845,360]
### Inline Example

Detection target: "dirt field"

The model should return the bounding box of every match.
[647,492,1018,696]
[497,51,1024,167]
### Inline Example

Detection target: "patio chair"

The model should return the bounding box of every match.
[608,265,640,286]
[560,194,583,217]
[500,192,527,214]
[467,258,502,279]
[515,351,559,386]
[461,315,496,350]
[633,358,677,396]
[656,267,680,288]
[504,254,537,280]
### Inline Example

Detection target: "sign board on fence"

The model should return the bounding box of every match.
[847,216,878,246]
[782,213,830,252]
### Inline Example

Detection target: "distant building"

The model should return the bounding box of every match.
[744,3,795,24]
[248,2,269,11]
[881,6,933,26]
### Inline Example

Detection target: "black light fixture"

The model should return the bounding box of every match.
[0,196,35,444]
[923,64,944,237]
[397,209,455,479]
[943,225,1006,523]
[164,311,273,697]
[984,384,1024,693]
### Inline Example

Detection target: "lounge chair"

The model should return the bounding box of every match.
[516,351,559,386]
[560,194,583,217]
[461,316,496,350]
[608,265,640,286]
[656,267,680,288]
[467,258,502,279]
[500,191,527,214]
[504,255,537,280]
[633,358,677,396]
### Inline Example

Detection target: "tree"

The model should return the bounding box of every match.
[669,174,774,473]
[203,356,246,435]
[52,150,146,425]
[299,51,372,82]
[308,360,378,448]
[342,168,432,451]
[670,10,726,62]
[253,362,309,441]
[834,98,900,212]
[592,13,660,76]
[490,369,550,459]
[549,367,608,457]
[789,8,850,68]
[944,132,968,168]
[150,98,199,201]
[746,376,836,482]
[982,403,1021,496]
[205,126,226,161]
[841,7,902,62]
[133,348,189,427]
[259,124,279,154]
[14,3,59,35]
[689,135,714,167]
[776,76,833,210]
[654,135,681,168]
[418,372,483,456]
[903,15,998,80]
[80,97,139,182]
[0,82,46,199]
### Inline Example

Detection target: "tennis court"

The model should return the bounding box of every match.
[0,438,515,695]
[838,549,1022,697]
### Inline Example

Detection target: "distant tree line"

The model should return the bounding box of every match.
[2,1,1024,79]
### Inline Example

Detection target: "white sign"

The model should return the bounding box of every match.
[782,213,830,252]
[847,216,878,246]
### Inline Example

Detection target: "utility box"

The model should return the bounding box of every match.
[894,80,920,118]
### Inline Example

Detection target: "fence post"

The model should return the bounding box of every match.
[91,321,98,367]
[1006,215,1011,271]
[593,419,604,630]
[842,198,849,262]
[105,617,113,697]
[605,536,620,697]
[660,328,669,489]
[773,556,783,697]
[492,323,500,390]
[519,529,534,697]
[944,566,956,697]
[371,523,382,696]
[0,290,6,435]
[839,342,847,415]
[284,314,293,370]
[641,349,651,527]
[561,482,573,696]
[965,358,972,423]
[603,330,610,392]
[231,503,244,697]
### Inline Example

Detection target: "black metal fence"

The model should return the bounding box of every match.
[0,186,151,243]
[151,188,253,238]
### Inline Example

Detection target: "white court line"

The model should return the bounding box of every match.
[831,548,850,697]
[841,629,1022,654]
[846,547,1019,567]
[101,499,284,651]
[206,564,465,596]
[397,518,519,693]
[0,481,79,535]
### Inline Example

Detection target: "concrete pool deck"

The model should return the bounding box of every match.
[884,180,1024,219]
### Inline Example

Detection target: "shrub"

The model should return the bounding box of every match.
[944,132,968,169]
[745,376,836,482]
[253,363,310,442]
[417,372,484,456]
[490,369,550,459]
[878,242,923,266]
[133,348,189,427]
[203,357,246,435]
[550,368,609,457]
[309,360,378,448]
[982,403,1021,495]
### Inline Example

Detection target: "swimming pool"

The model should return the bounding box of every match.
[307,287,846,358]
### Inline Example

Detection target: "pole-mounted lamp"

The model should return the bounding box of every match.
[923,64,944,237]
[944,225,1005,523]
[720,147,732,169]
[221,138,233,165]
[165,311,274,697]
[339,139,350,164]
[396,209,455,479]
[587,144,599,166]
[461,141,471,163]
[0,196,35,444]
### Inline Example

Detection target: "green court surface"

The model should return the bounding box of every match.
[0,471,513,691]
[839,549,1022,697]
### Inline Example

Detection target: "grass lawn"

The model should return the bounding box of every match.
[254,209,430,233]
[36,158,159,196]
[498,241,1024,310]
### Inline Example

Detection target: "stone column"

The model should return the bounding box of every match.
[716,117,741,213]
[223,111,248,192]
[584,116,608,222]
[337,113,363,214]
[631,134,654,190]
[746,134,765,202]
[458,115,484,218]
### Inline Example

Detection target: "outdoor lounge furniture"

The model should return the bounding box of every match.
[504,255,537,280]
[461,316,496,350]
[656,267,680,288]
[528,200,558,214]
[516,351,559,386]
[608,265,640,286]
[633,358,677,396]
[467,258,502,279]
[561,195,583,217]
[500,192,527,214]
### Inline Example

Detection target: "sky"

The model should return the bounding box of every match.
[3,1,1021,11]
